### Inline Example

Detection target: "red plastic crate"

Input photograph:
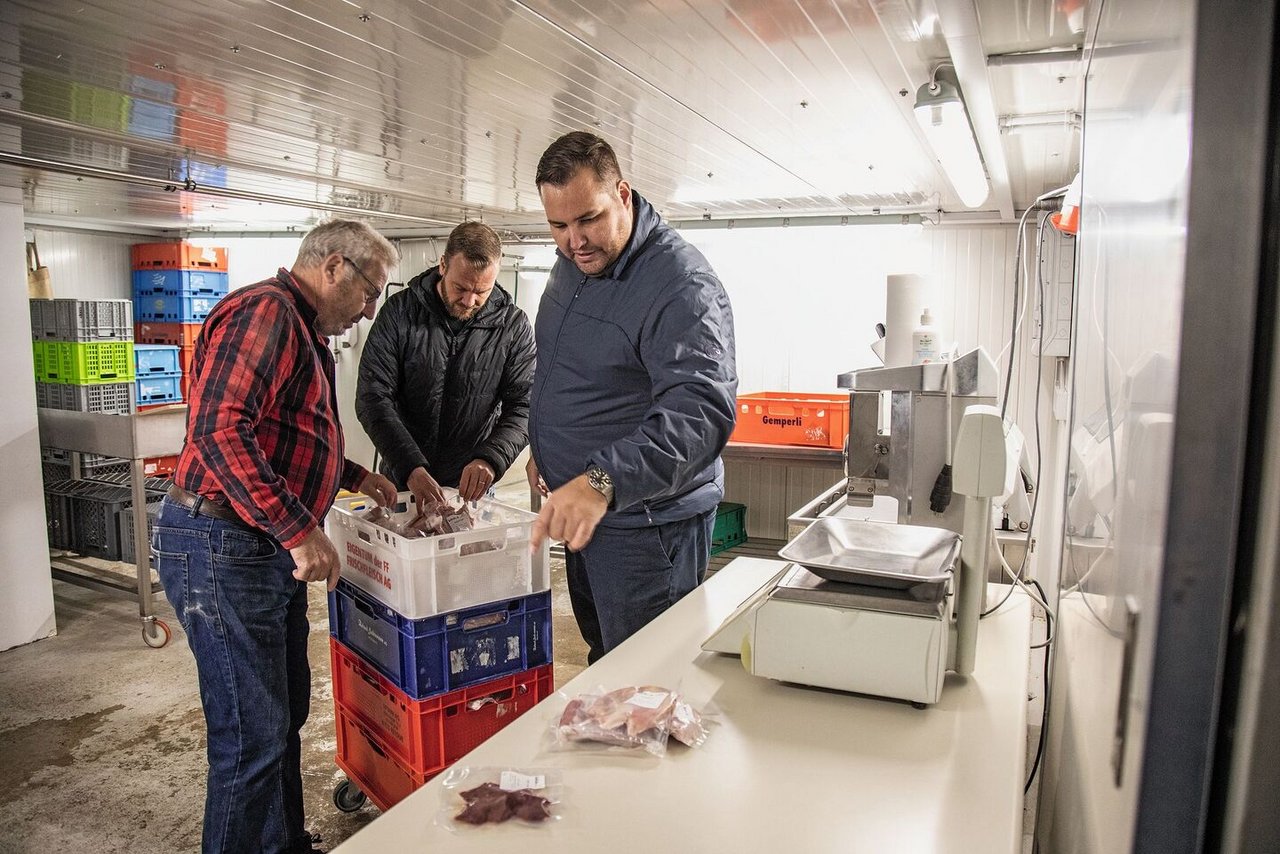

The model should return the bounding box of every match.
[143,455,178,477]
[136,320,202,349]
[131,243,227,272]
[729,392,850,450]
[334,709,432,812]
[330,638,552,774]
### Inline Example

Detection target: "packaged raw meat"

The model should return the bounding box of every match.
[435,766,563,831]
[552,685,709,757]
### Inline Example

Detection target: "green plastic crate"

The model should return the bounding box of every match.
[711,502,747,555]
[33,342,47,381]
[47,341,135,384]
[71,83,130,132]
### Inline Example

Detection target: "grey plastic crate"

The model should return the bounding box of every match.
[30,300,58,340]
[51,299,133,341]
[88,470,173,493]
[40,446,130,478]
[44,382,136,415]
[44,491,75,550]
[42,479,139,560]
[35,382,53,408]
[118,496,164,564]
[42,461,72,483]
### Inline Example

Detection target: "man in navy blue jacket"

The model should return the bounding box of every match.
[527,131,738,663]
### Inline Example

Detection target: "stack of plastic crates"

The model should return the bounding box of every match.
[31,298,141,553]
[131,243,226,399]
[42,475,168,562]
[134,343,183,406]
[323,491,553,813]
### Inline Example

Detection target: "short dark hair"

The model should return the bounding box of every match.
[442,221,501,270]
[535,131,622,188]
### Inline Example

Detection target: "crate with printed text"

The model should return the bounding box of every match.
[729,392,850,449]
[327,579,551,701]
[326,490,550,620]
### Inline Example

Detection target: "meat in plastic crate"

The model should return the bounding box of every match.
[326,491,550,620]
[330,638,552,774]
[327,579,552,701]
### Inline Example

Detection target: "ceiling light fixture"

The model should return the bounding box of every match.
[913,76,989,208]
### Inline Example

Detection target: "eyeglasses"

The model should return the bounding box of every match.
[343,256,384,304]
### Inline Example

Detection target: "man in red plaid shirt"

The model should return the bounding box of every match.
[154,220,398,854]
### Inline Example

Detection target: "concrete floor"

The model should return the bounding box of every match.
[0,477,590,853]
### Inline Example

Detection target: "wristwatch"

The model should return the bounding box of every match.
[585,466,615,507]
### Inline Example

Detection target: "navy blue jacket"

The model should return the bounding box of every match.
[529,190,737,528]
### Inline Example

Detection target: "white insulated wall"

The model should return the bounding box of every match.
[4,192,55,651]
[30,225,1063,566]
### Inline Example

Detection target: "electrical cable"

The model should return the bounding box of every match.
[1025,577,1053,793]
[984,212,1053,618]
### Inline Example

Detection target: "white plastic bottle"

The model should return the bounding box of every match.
[911,308,939,365]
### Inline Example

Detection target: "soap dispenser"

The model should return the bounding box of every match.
[912,308,939,365]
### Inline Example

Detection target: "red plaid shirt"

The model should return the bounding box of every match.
[175,268,368,548]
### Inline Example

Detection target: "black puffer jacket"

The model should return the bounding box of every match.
[355,267,535,488]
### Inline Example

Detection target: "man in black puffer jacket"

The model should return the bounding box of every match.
[356,221,535,506]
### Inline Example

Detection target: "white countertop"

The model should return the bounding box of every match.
[332,557,1031,854]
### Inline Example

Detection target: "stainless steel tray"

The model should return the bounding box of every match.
[777,517,960,588]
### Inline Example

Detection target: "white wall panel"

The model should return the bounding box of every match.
[29,228,139,300]
[4,191,55,650]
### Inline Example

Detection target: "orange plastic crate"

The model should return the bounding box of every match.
[330,638,552,774]
[729,392,849,449]
[131,243,227,272]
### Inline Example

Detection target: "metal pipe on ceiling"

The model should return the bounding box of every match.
[0,151,456,226]
[987,48,1084,67]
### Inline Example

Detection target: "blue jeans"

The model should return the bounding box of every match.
[565,510,715,664]
[153,498,313,854]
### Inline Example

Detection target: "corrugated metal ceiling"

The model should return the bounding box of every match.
[0,0,1083,233]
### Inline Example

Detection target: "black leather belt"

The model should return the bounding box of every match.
[167,484,244,524]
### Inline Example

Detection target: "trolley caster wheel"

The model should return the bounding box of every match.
[143,618,172,649]
[333,779,367,813]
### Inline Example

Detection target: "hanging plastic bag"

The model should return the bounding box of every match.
[27,242,53,299]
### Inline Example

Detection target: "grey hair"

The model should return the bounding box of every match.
[295,219,399,270]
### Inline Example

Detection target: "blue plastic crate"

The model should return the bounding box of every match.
[128,97,176,140]
[327,580,552,701]
[134,344,180,374]
[127,75,176,103]
[179,159,228,188]
[135,373,182,404]
[132,269,229,296]
[134,292,221,323]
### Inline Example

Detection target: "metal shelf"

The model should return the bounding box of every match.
[38,406,186,647]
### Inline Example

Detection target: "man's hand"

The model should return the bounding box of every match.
[458,459,496,502]
[526,456,549,498]
[358,471,397,507]
[289,527,342,591]
[531,474,608,552]
[408,466,446,508]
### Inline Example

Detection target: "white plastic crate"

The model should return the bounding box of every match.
[326,490,550,620]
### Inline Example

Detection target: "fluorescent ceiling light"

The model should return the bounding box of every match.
[914,80,990,208]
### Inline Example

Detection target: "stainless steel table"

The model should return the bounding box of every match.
[37,406,186,647]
